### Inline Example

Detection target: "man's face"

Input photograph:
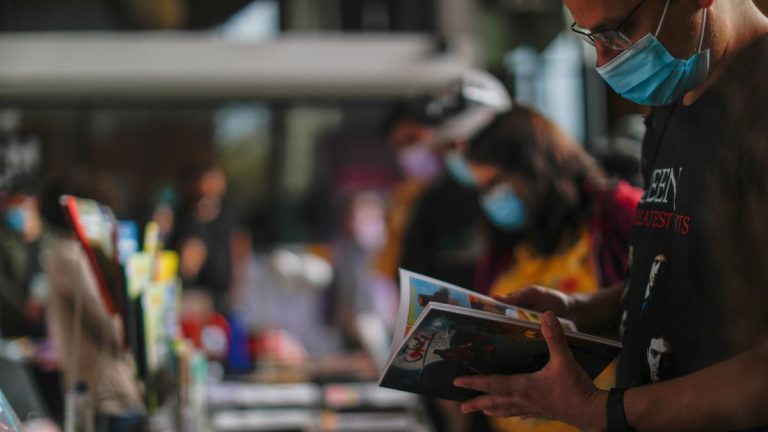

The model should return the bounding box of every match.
[565,0,707,67]
[647,336,672,382]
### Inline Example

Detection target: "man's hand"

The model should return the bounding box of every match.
[453,311,607,431]
[496,286,578,321]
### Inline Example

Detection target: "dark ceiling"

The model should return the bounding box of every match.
[0,0,256,31]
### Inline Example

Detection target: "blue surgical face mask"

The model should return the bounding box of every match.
[597,1,710,107]
[4,207,28,233]
[444,152,476,188]
[481,183,526,231]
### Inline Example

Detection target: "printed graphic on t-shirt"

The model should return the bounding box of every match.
[642,254,668,312]
[620,309,629,339]
[634,167,692,235]
[646,335,672,383]
[620,247,634,339]
[639,168,683,209]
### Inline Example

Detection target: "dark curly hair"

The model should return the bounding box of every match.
[466,105,606,255]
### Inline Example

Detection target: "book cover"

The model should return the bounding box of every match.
[380,271,622,401]
[388,270,577,365]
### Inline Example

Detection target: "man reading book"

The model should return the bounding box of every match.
[453,1,768,430]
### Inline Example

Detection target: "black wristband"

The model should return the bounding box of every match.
[606,387,635,432]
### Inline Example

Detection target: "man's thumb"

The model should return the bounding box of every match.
[542,311,573,364]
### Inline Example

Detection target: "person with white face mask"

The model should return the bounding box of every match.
[464,104,643,432]
[451,1,768,431]
[391,71,516,432]
[398,70,513,291]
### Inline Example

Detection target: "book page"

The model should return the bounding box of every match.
[388,270,577,368]
[380,302,620,400]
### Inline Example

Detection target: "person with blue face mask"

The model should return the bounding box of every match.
[0,185,48,340]
[463,105,642,432]
[588,0,711,106]
[454,1,768,431]
[396,71,516,432]
[399,70,513,293]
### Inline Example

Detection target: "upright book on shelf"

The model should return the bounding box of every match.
[379,270,622,401]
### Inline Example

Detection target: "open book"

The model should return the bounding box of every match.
[378,270,622,401]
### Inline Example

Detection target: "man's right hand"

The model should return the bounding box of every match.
[495,286,578,321]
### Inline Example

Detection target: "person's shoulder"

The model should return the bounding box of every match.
[718,33,768,95]
[744,33,768,63]
[47,237,89,291]
[611,181,643,208]
[49,237,85,264]
[591,179,642,211]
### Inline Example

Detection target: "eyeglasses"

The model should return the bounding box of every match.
[570,0,647,51]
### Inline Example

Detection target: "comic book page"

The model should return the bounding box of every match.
[380,303,621,401]
[391,270,576,356]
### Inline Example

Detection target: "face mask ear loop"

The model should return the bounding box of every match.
[697,8,708,52]
[655,0,672,37]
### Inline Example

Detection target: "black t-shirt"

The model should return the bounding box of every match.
[618,95,732,388]
[618,35,768,415]
[175,200,238,308]
[399,174,483,289]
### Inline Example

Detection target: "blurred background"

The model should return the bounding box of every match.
[0,0,648,234]
[3,1,739,431]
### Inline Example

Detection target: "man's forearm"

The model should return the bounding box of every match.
[571,282,624,334]
[624,339,768,431]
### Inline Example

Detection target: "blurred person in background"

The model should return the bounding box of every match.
[469,105,640,307]
[148,183,179,250]
[465,105,641,432]
[41,168,145,432]
[396,71,513,432]
[373,97,443,280]
[0,174,48,339]
[174,160,239,314]
[227,214,336,366]
[399,70,513,291]
[328,191,393,364]
[0,174,62,428]
[454,1,768,430]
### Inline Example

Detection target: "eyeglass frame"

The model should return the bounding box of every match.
[570,0,648,51]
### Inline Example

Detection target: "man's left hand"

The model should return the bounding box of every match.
[453,311,608,430]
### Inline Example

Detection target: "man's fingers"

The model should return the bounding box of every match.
[460,394,521,415]
[495,286,542,307]
[541,311,574,365]
[454,374,525,395]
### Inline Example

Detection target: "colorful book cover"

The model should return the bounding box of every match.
[380,303,622,401]
[388,270,576,365]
